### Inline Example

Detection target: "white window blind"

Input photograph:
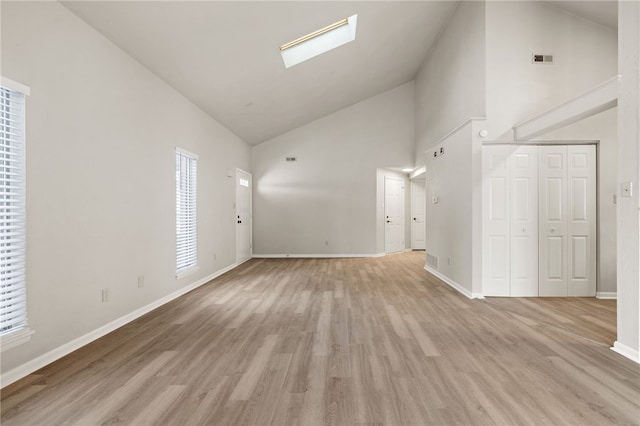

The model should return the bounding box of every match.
[176,149,197,275]
[0,85,27,337]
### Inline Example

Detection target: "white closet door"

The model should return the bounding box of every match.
[482,145,512,296]
[567,145,596,296]
[510,146,539,296]
[539,146,569,297]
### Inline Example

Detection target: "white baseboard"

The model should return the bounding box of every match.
[0,261,240,389]
[596,292,617,299]
[611,341,640,364]
[424,265,484,299]
[252,253,385,259]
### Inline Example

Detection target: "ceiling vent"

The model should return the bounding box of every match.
[532,54,553,64]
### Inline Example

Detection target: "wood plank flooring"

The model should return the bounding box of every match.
[2,252,639,425]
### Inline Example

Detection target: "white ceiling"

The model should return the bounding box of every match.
[62,1,458,145]
[62,1,617,146]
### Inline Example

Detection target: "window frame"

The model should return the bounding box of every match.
[0,76,34,352]
[175,147,198,279]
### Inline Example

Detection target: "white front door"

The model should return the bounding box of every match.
[236,169,252,264]
[411,180,426,250]
[385,176,405,254]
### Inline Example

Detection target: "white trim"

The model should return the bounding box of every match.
[611,341,640,364]
[596,292,617,299]
[252,253,385,259]
[425,117,486,152]
[409,166,426,180]
[0,262,240,389]
[175,146,198,159]
[513,76,619,140]
[482,140,599,146]
[424,265,485,299]
[0,328,35,353]
[1,76,30,96]
[175,265,199,280]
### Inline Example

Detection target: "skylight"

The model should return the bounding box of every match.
[279,15,358,68]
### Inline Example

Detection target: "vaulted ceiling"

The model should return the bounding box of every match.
[62,1,458,145]
[62,1,617,146]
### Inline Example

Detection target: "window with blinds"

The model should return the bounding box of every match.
[176,148,197,275]
[1,83,28,343]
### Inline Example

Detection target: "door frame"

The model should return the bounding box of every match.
[410,179,426,250]
[384,175,405,254]
[481,141,598,297]
[235,168,252,265]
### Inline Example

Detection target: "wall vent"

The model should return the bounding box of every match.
[286,156,297,162]
[532,54,553,64]
[426,253,439,270]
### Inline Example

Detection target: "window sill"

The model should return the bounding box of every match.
[176,266,199,280]
[1,327,35,352]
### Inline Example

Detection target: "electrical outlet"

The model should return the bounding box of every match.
[137,275,144,288]
[102,288,110,303]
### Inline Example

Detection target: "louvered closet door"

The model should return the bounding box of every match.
[510,146,539,296]
[482,145,512,297]
[567,145,596,296]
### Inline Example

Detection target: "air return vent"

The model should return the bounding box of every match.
[426,253,439,270]
[532,54,553,64]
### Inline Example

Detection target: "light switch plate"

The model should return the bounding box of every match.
[621,181,633,197]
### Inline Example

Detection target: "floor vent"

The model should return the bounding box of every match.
[426,253,439,269]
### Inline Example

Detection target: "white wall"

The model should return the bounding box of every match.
[252,83,415,256]
[414,1,486,163]
[424,121,478,296]
[485,1,618,139]
[535,108,618,294]
[615,0,640,362]
[1,2,250,378]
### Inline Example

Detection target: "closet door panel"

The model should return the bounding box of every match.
[567,145,596,296]
[510,146,538,297]
[482,145,512,296]
[539,146,569,297]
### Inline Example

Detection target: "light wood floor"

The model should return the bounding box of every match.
[2,252,639,425]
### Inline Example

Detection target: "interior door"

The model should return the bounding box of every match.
[236,169,252,264]
[567,145,596,296]
[384,176,405,254]
[539,146,569,297]
[510,146,539,296]
[411,180,426,250]
[482,145,512,296]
